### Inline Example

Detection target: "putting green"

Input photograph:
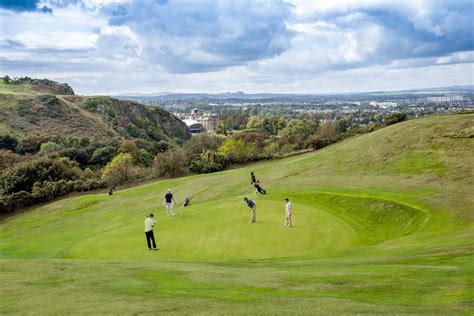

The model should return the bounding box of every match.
[0,192,425,261]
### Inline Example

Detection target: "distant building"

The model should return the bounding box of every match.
[183,119,204,134]
[369,101,398,108]
[190,109,219,133]
[426,95,463,102]
[181,109,219,134]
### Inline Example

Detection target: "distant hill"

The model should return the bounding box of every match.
[0,77,191,144]
[116,85,474,102]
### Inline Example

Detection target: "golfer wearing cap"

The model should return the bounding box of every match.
[285,198,292,227]
[164,189,176,216]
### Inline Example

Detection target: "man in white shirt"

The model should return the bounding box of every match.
[145,214,158,250]
[285,198,292,228]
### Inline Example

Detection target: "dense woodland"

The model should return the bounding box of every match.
[0,77,407,214]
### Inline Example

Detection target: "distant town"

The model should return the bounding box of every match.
[117,86,473,134]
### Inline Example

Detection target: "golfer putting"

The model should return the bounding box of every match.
[243,197,256,223]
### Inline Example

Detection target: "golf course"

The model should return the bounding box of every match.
[1,113,473,314]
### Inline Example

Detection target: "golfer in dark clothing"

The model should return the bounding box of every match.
[254,181,267,194]
[244,197,256,223]
[145,214,158,250]
[164,189,176,216]
[250,172,256,185]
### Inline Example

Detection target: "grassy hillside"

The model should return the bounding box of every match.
[0,114,473,314]
[0,79,191,142]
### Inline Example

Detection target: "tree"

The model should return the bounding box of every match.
[184,133,223,165]
[262,117,286,135]
[385,113,407,126]
[218,138,252,163]
[153,148,186,177]
[0,150,20,170]
[315,122,339,140]
[118,139,140,162]
[39,141,63,156]
[138,148,154,167]
[90,146,116,166]
[101,153,136,185]
[246,116,263,129]
[1,157,81,195]
[3,75,11,84]
[216,122,227,135]
[278,119,318,148]
[336,119,350,133]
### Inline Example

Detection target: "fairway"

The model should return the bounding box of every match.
[1,114,473,314]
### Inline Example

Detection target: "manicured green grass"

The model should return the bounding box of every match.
[0,113,473,314]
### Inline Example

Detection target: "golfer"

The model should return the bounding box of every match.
[285,198,292,227]
[244,197,256,223]
[250,172,256,185]
[254,181,267,194]
[145,214,158,250]
[164,189,176,216]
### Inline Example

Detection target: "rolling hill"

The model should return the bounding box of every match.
[0,78,191,143]
[0,113,473,314]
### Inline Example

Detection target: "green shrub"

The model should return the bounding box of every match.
[153,148,187,178]
[218,138,252,164]
[1,157,81,195]
[90,146,116,166]
[101,153,136,185]
[189,150,227,173]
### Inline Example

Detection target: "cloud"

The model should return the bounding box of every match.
[0,0,52,12]
[253,0,474,76]
[101,0,295,73]
[0,0,472,94]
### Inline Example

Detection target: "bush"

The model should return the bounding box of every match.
[138,148,154,167]
[0,150,20,170]
[1,157,82,195]
[39,141,63,156]
[59,148,90,168]
[184,133,223,165]
[278,120,318,149]
[385,113,407,126]
[189,150,227,173]
[118,139,140,162]
[0,135,19,152]
[15,136,43,154]
[153,148,187,177]
[218,138,252,164]
[90,146,116,166]
[101,153,136,185]
[0,191,34,214]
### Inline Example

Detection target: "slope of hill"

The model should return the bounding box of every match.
[0,114,473,314]
[0,79,191,143]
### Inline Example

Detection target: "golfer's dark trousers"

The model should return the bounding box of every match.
[145,230,156,249]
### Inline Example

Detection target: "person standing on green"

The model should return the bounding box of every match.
[244,197,256,223]
[164,189,176,216]
[144,214,158,250]
[284,198,292,227]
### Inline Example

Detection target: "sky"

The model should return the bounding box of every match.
[0,0,473,95]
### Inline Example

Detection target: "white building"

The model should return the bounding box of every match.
[369,101,398,109]
[426,95,463,102]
